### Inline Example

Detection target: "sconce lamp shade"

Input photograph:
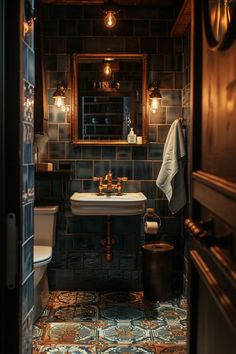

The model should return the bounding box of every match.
[101,0,120,28]
[52,81,66,108]
[148,81,162,114]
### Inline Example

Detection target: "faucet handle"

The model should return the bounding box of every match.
[117,177,128,182]
[93,176,102,181]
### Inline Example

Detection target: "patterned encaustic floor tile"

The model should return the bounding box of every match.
[33,291,187,354]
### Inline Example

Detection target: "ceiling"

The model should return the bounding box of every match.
[41,0,183,6]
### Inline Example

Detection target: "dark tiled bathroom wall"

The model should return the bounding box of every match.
[22,0,35,351]
[36,4,186,292]
[182,29,191,296]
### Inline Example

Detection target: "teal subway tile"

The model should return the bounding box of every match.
[65,143,81,159]
[150,107,166,124]
[111,161,133,179]
[75,161,93,179]
[82,146,101,159]
[134,161,152,180]
[148,143,164,160]
[141,181,157,199]
[117,147,132,160]
[166,107,182,123]
[28,47,35,85]
[48,142,66,159]
[94,161,110,177]
[132,146,147,160]
[161,89,182,106]
[59,124,71,141]
[49,105,66,123]
[23,238,33,281]
[102,146,116,159]
[48,124,59,141]
[83,180,98,192]
[152,161,162,180]
[157,124,171,143]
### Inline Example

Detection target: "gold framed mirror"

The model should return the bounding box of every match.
[71,53,147,145]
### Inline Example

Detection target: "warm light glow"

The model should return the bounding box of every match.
[54,96,64,108]
[150,98,160,114]
[104,11,117,28]
[103,62,112,75]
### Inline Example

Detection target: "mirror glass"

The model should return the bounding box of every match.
[71,53,147,145]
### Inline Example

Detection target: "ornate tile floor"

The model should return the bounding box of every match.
[32,291,187,354]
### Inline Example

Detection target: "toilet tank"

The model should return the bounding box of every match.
[34,206,59,247]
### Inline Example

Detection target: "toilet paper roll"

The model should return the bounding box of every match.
[144,221,158,234]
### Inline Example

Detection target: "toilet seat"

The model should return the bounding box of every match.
[34,245,52,267]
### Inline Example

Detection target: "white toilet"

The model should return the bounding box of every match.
[33,205,58,322]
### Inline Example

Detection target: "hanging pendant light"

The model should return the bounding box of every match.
[102,0,120,29]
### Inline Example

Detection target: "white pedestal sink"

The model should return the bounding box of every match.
[70,192,147,262]
[70,192,147,216]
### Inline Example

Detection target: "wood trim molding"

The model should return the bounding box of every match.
[190,249,236,333]
[171,0,191,37]
[192,171,236,230]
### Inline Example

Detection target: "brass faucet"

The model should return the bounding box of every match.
[93,170,128,195]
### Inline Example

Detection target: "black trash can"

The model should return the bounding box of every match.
[142,242,174,301]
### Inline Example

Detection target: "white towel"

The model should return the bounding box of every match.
[156,119,186,214]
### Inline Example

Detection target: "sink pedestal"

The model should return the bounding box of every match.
[101,216,115,262]
[70,192,147,262]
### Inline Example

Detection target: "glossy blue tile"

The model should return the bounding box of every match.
[111,161,133,179]
[65,143,81,159]
[161,89,182,106]
[83,180,98,192]
[22,273,34,320]
[148,144,164,160]
[23,43,28,81]
[148,125,157,142]
[149,107,166,124]
[49,105,66,123]
[132,146,147,160]
[75,161,93,178]
[82,146,101,159]
[59,124,71,141]
[166,107,182,124]
[70,180,83,194]
[102,146,116,159]
[23,203,33,242]
[48,124,59,141]
[117,147,132,160]
[134,161,152,180]
[48,142,66,159]
[94,161,110,177]
[28,47,35,85]
[152,161,162,179]
[141,181,157,199]
[23,238,33,281]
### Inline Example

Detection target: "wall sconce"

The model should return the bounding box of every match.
[24,0,36,34]
[148,81,162,114]
[52,81,66,108]
[101,0,120,28]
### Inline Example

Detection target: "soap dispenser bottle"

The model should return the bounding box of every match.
[127,127,136,144]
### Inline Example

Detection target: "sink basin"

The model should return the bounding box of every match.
[70,192,147,216]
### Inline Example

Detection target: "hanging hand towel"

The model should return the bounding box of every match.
[156,119,186,214]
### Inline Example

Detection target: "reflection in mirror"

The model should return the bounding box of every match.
[71,53,147,145]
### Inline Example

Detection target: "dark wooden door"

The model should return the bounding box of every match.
[186,1,236,353]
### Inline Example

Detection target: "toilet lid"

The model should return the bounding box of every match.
[34,245,52,264]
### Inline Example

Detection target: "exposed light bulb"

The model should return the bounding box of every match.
[104,62,112,75]
[104,11,117,28]
[55,96,64,108]
[150,98,160,114]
